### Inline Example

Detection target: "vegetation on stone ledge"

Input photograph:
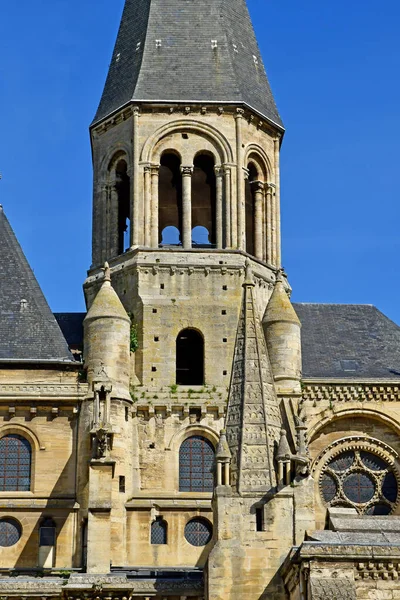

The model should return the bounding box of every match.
[128,312,139,353]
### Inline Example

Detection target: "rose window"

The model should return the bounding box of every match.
[320,448,399,515]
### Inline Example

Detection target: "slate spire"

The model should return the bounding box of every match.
[93,0,283,128]
[0,207,73,362]
[225,261,282,494]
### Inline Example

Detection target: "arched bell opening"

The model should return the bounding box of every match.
[245,163,259,256]
[191,154,216,247]
[115,159,131,254]
[158,152,182,246]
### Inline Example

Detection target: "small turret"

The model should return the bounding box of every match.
[83,263,131,400]
[263,270,302,394]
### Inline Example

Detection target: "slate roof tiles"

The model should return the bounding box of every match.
[0,207,73,362]
[93,0,283,127]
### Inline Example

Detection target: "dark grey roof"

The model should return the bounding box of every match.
[294,303,400,380]
[54,313,85,348]
[93,0,283,127]
[0,207,73,362]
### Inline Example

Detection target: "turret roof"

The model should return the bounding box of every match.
[0,207,73,363]
[93,0,283,128]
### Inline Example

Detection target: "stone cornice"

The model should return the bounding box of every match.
[302,382,400,403]
[0,382,86,400]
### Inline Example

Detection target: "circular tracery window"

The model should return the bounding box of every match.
[320,448,399,515]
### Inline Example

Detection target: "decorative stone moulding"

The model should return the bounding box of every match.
[302,383,400,403]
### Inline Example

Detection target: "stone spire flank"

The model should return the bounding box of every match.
[225,262,282,494]
[93,0,283,128]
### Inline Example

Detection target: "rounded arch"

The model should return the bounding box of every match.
[176,328,204,385]
[167,424,219,452]
[99,144,132,177]
[244,144,273,181]
[141,120,234,164]
[308,408,400,443]
[159,147,183,163]
[0,424,41,452]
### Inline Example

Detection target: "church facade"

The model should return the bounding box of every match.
[1,0,400,599]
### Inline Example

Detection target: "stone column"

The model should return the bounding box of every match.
[100,184,109,264]
[150,164,159,248]
[252,180,264,261]
[215,166,223,249]
[265,183,274,264]
[224,166,232,248]
[109,180,119,258]
[143,165,151,247]
[132,106,140,247]
[235,108,245,250]
[180,165,193,249]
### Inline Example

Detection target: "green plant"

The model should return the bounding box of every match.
[128,312,139,353]
[170,384,178,394]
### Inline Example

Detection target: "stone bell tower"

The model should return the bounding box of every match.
[85,0,290,393]
[82,0,306,592]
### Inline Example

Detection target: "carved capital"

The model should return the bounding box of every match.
[251,180,265,192]
[214,165,223,177]
[150,164,160,176]
[132,106,140,116]
[265,182,276,193]
[143,164,152,174]
[235,108,245,118]
[180,165,193,176]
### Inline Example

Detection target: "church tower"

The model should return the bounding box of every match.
[83,0,305,596]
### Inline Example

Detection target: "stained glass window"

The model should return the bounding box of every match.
[184,518,212,546]
[179,436,215,492]
[342,472,375,503]
[0,434,31,491]
[0,518,21,547]
[319,446,399,515]
[151,518,167,545]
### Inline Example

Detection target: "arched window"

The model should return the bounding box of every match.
[176,329,204,385]
[151,517,168,544]
[191,154,216,246]
[245,163,258,256]
[159,152,182,245]
[39,518,56,547]
[0,434,31,491]
[179,435,215,492]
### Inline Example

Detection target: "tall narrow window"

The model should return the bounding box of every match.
[191,154,216,246]
[176,329,204,385]
[151,517,168,544]
[115,159,131,254]
[245,163,258,256]
[159,152,182,245]
[38,517,56,568]
[0,434,31,491]
[39,518,56,547]
[179,435,215,492]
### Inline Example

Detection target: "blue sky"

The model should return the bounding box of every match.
[1,0,399,323]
